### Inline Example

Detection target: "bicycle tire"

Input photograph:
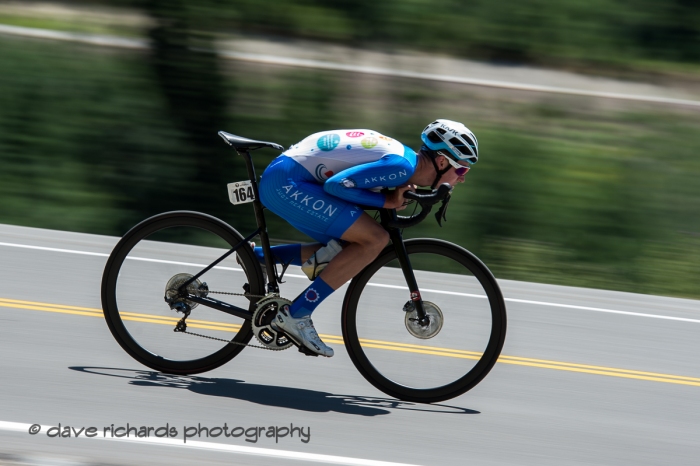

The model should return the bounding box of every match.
[101,211,264,374]
[341,238,507,403]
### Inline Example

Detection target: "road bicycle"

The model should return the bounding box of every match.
[101,131,507,403]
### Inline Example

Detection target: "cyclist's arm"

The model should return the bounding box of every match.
[323,153,415,208]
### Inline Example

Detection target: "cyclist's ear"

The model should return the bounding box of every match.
[434,154,447,169]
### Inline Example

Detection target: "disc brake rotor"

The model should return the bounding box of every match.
[251,295,294,350]
[404,301,444,339]
[164,273,208,310]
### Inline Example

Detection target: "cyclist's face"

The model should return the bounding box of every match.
[437,156,469,186]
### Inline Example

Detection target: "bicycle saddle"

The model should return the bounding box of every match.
[218,131,284,151]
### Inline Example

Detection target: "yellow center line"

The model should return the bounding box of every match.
[2,297,699,387]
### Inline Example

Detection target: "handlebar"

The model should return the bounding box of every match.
[403,184,452,204]
[382,183,453,229]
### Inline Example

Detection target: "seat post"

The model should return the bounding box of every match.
[237,149,279,293]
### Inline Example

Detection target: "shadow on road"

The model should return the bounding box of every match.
[70,367,479,416]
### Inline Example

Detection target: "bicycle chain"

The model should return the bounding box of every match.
[179,329,280,351]
[176,289,278,350]
[207,290,266,298]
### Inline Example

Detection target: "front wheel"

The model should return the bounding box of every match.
[101,211,265,374]
[342,239,507,403]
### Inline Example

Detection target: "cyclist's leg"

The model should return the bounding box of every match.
[283,224,331,263]
[281,208,389,288]
[260,165,388,291]
[251,243,301,265]
[250,241,322,266]
[318,213,388,289]
[280,212,387,327]
[258,157,384,355]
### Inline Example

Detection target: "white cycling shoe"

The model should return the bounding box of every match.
[271,305,334,357]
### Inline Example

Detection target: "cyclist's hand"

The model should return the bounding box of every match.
[385,184,416,211]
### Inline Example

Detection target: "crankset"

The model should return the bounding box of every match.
[403,301,444,339]
[251,295,294,350]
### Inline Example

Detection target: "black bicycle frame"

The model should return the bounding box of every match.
[180,148,429,322]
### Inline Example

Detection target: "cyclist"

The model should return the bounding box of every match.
[253,119,478,357]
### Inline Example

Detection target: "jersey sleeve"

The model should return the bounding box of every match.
[323,152,415,208]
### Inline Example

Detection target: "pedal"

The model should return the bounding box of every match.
[297,345,319,357]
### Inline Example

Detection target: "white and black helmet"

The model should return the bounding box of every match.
[421,119,478,164]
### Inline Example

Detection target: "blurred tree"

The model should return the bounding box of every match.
[85,0,242,220]
[144,0,230,208]
[224,0,700,69]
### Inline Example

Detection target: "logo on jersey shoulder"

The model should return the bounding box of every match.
[317,134,340,151]
[305,288,320,303]
[346,131,364,138]
[361,137,378,149]
[315,164,334,181]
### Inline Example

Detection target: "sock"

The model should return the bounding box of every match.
[253,244,302,266]
[289,276,335,318]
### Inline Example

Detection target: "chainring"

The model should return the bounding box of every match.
[404,300,444,339]
[251,295,294,350]
[164,273,208,310]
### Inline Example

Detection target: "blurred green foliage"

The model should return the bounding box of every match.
[21,0,696,73]
[128,0,700,71]
[1,36,698,299]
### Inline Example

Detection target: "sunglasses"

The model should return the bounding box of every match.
[444,156,470,176]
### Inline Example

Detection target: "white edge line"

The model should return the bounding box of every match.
[0,240,301,275]
[1,24,699,108]
[367,283,700,323]
[2,240,699,323]
[0,241,109,257]
[0,421,421,466]
[505,298,700,323]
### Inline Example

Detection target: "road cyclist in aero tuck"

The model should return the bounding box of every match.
[102,117,507,402]
[249,119,478,357]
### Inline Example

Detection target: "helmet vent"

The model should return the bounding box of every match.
[427,131,442,143]
[436,128,447,135]
[449,137,471,155]
[461,134,476,149]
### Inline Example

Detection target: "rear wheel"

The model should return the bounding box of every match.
[342,239,507,403]
[101,211,264,374]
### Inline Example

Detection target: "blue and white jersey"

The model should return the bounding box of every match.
[282,129,418,207]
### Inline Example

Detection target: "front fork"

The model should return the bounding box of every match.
[382,212,429,325]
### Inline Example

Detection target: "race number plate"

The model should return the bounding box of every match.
[227,180,255,205]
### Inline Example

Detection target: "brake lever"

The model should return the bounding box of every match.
[435,193,451,227]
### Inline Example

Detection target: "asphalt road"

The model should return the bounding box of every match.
[1,223,699,466]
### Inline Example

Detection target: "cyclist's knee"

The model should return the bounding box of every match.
[369,229,389,253]
[342,217,389,254]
